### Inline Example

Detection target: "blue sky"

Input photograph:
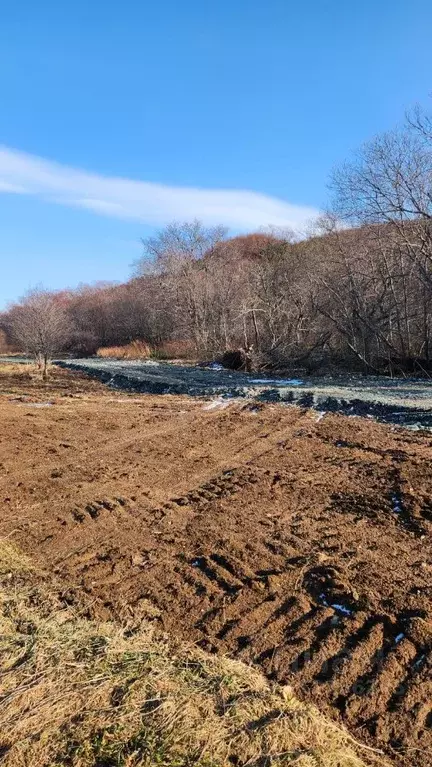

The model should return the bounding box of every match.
[1,0,432,308]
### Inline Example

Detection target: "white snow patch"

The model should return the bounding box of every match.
[319,593,353,616]
[203,398,232,411]
[250,378,304,386]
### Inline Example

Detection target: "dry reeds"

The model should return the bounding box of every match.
[97,340,152,359]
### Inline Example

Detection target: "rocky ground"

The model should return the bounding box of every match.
[58,357,432,428]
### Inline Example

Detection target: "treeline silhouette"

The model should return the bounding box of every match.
[1,219,431,375]
[2,104,432,375]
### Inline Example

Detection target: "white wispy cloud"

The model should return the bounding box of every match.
[0,145,318,231]
[0,179,28,193]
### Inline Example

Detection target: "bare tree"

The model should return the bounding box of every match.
[135,220,228,275]
[8,288,71,378]
[330,109,432,289]
[325,106,432,372]
[135,221,228,355]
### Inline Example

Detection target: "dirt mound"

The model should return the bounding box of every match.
[0,368,431,765]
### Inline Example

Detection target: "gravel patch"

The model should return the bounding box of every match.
[55,358,432,428]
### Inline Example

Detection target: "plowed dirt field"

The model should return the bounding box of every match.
[1,366,431,766]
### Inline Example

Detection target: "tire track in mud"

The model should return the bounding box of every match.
[115,451,431,767]
[165,466,263,512]
[43,449,432,766]
[4,386,432,765]
[174,544,432,765]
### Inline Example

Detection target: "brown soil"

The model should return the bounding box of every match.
[1,366,431,766]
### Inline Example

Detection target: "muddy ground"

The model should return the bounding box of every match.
[0,365,431,766]
[59,357,432,428]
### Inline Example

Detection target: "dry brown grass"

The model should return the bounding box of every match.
[97,341,152,359]
[0,364,116,401]
[0,541,386,767]
[97,339,196,361]
[0,361,58,387]
[0,361,34,379]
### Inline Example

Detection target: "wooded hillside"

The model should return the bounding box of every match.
[3,106,432,375]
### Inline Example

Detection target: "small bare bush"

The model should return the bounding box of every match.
[6,288,71,379]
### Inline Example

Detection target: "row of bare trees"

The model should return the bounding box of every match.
[2,105,432,375]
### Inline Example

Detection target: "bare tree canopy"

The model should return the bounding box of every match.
[330,106,432,289]
[135,220,228,276]
[331,128,432,224]
[7,288,71,378]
